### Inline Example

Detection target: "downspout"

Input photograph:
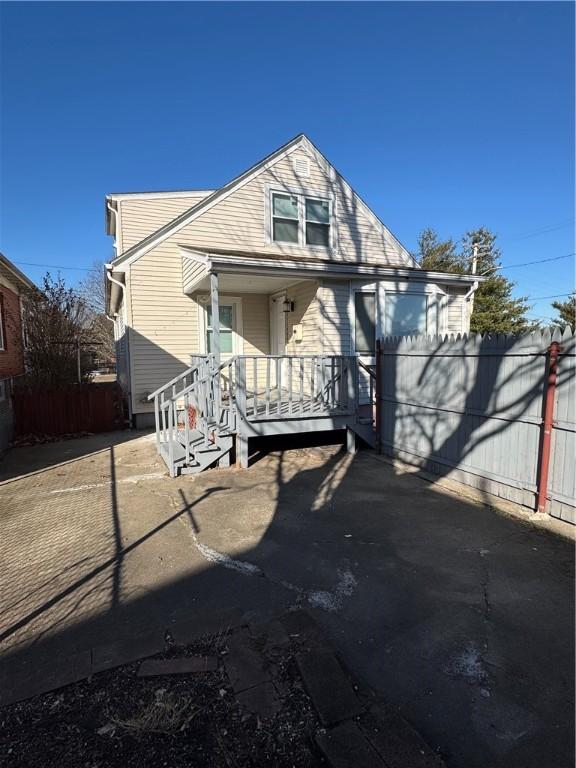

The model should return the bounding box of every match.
[106,268,133,423]
[106,201,119,257]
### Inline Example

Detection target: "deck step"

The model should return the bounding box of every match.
[350,421,376,449]
[175,427,210,448]
[160,439,188,469]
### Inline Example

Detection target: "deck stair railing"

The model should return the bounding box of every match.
[149,354,360,475]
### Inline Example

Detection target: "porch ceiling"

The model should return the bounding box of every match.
[191,272,307,294]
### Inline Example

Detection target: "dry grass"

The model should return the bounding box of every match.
[109,689,205,735]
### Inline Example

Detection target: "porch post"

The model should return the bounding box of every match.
[210,272,220,368]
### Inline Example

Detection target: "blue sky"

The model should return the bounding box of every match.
[1,1,573,323]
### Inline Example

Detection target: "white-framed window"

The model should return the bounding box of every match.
[270,190,332,249]
[197,296,243,356]
[353,290,377,355]
[383,293,428,337]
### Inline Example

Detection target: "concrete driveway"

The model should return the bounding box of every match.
[0,431,573,767]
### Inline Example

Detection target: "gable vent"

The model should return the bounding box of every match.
[293,155,310,177]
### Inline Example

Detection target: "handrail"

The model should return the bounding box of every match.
[147,355,214,400]
[358,359,376,379]
[157,357,238,405]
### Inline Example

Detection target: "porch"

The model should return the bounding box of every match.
[148,249,384,476]
[149,353,375,477]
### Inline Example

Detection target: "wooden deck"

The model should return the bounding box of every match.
[150,354,372,476]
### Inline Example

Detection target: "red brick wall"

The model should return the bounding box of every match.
[0,283,24,378]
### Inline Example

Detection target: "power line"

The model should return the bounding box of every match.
[480,253,574,274]
[505,220,575,242]
[527,293,574,301]
[13,261,99,272]
[499,253,574,270]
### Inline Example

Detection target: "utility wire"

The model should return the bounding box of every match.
[526,292,574,301]
[480,253,574,274]
[13,261,99,272]
[504,220,574,242]
[497,253,574,270]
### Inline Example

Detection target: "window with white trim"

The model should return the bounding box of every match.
[384,293,428,336]
[206,304,234,354]
[270,191,331,248]
[354,291,376,354]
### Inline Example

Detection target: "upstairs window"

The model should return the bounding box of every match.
[305,198,330,246]
[272,193,299,244]
[271,191,331,248]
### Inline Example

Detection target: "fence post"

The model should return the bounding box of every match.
[536,341,561,514]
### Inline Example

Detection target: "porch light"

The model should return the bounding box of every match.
[282,298,295,313]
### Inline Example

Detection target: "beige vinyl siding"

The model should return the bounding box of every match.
[129,234,273,409]
[114,308,129,394]
[119,193,211,253]
[445,287,468,334]
[285,281,319,355]
[156,154,410,267]
[318,281,351,355]
[182,258,207,294]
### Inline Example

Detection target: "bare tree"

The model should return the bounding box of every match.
[78,261,115,365]
[23,273,93,386]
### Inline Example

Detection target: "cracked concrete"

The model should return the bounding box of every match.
[0,430,573,768]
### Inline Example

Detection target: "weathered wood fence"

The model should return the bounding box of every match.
[13,382,126,437]
[379,328,575,523]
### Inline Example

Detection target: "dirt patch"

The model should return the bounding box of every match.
[1,628,322,768]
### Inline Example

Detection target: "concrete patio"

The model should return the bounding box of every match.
[0,430,573,768]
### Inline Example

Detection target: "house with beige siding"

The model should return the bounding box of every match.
[105,134,479,476]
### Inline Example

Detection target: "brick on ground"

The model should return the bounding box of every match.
[0,650,92,707]
[236,681,282,718]
[138,656,218,677]
[315,721,385,768]
[280,609,327,649]
[360,704,446,768]
[91,629,165,674]
[224,631,270,693]
[296,650,364,726]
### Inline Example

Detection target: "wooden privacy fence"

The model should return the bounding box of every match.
[13,382,126,437]
[378,328,575,524]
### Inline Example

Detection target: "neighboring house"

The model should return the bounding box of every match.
[0,253,35,450]
[105,134,480,475]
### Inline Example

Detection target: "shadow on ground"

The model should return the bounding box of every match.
[0,431,573,768]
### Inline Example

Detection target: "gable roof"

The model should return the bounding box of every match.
[109,134,418,269]
[0,252,36,292]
